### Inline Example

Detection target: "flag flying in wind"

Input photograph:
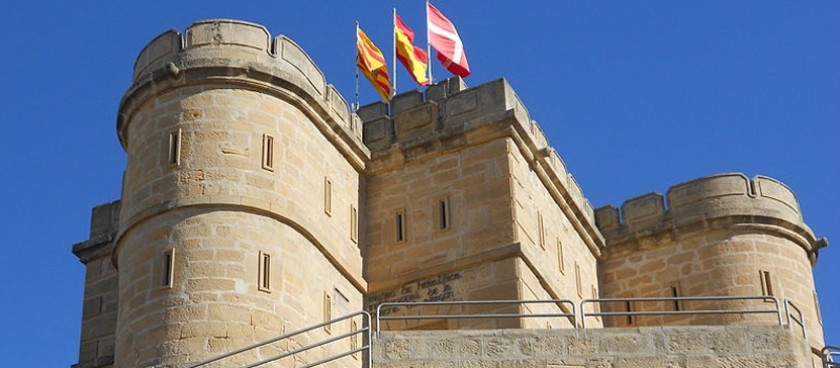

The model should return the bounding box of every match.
[427,2,470,78]
[395,13,430,86]
[356,26,392,101]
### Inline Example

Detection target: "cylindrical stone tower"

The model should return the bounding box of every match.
[113,20,369,367]
[596,173,827,364]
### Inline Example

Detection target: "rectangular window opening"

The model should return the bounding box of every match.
[258,252,271,292]
[538,212,546,249]
[168,129,182,165]
[557,238,565,274]
[395,209,406,242]
[814,291,823,325]
[670,284,681,311]
[575,263,582,298]
[262,134,275,171]
[350,320,359,359]
[438,197,451,230]
[324,178,332,216]
[625,299,635,326]
[760,270,775,298]
[324,292,332,333]
[350,205,358,243]
[161,248,175,287]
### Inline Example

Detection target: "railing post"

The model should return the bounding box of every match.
[780,297,788,327]
[580,299,588,331]
[363,312,373,368]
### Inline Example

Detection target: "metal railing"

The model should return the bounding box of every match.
[579,295,782,330]
[375,299,575,337]
[823,345,840,368]
[373,295,796,334]
[187,311,372,368]
[185,295,814,367]
[784,299,806,338]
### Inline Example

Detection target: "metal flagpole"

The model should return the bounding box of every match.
[353,21,360,112]
[392,8,397,97]
[426,0,433,84]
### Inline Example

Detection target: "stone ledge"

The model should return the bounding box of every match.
[374,325,811,368]
[595,173,821,256]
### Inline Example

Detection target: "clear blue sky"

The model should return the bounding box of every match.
[0,2,837,366]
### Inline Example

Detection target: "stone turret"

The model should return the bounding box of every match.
[596,173,827,361]
[113,19,367,367]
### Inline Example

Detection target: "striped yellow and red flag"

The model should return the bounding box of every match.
[356,26,392,102]
[395,13,429,86]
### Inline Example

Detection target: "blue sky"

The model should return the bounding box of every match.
[0,1,837,366]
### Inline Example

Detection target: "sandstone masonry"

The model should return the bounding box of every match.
[71,19,829,368]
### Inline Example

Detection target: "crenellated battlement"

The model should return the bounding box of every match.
[595,173,821,252]
[359,77,603,250]
[120,19,364,158]
[359,77,541,151]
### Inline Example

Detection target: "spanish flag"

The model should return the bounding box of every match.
[356,26,392,102]
[395,13,429,86]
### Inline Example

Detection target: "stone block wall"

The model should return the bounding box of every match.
[373,326,813,368]
[361,77,604,331]
[364,138,516,285]
[70,18,829,368]
[596,173,825,359]
[72,201,121,368]
[110,19,369,367]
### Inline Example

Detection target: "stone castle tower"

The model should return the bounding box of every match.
[71,20,829,368]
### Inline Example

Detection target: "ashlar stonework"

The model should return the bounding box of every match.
[71,19,829,368]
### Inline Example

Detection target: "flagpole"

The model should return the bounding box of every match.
[354,21,360,112]
[426,0,433,84]
[392,8,397,98]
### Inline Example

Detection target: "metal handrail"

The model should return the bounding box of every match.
[375,299,576,336]
[784,299,807,338]
[579,295,782,330]
[187,310,372,368]
[822,345,840,368]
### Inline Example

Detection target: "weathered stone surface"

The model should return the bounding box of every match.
[374,326,811,368]
[72,17,826,368]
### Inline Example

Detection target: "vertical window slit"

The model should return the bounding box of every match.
[439,197,450,230]
[557,238,565,273]
[575,263,582,298]
[538,212,546,249]
[262,134,274,171]
[395,210,406,242]
[324,178,332,216]
[760,270,774,297]
[324,292,332,333]
[814,291,822,325]
[625,299,635,326]
[350,320,359,359]
[258,251,271,292]
[670,284,681,311]
[350,205,358,243]
[168,129,182,165]
[161,248,175,287]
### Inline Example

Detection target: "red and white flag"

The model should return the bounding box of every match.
[427,2,470,78]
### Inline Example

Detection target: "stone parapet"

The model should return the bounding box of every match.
[72,200,120,263]
[360,77,604,252]
[374,325,812,368]
[120,19,367,167]
[595,173,823,257]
